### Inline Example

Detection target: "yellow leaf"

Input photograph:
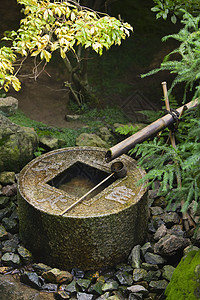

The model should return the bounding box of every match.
[43,50,51,62]
[11,78,21,91]
[43,10,49,21]
[55,7,62,17]
[31,50,41,56]
[70,11,76,21]
[60,48,66,59]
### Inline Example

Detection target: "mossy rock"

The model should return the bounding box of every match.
[0,114,38,172]
[165,250,200,300]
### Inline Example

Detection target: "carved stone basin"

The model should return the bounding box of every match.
[18,147,148,270]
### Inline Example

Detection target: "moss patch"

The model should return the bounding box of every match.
[165,250,200,300]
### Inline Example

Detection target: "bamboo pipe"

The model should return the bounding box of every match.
[105,98,199,162]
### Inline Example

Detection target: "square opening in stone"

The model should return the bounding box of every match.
[48,161,115,199]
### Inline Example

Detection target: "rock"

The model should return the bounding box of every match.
[99,127,113,143]
[2,184,17,197]
[141,242,153,257]
[0,225,9,241]
[96,292,110,299]
[17,245,33,264]
[127,285,148,295]
[153,196,168,208]
[2,217,18,233]
[129,245,141,268]
[165,250,200,299]
[154,234,190,256]
[0,208,10,221]
[76,278,91,292]
[162,212,180,228]
[144,270,162,282]
[116,263,133,273]
[42,283,57,292]
[128,294,143,300]
[148,189,159,200]
[63,280,78,293]
[183,245,199,256]
[32,263,52,275]
[42,268,73,284]
[150,207,164,216]
[55,289,70,299]
[39,136,65,150]
[0,96,18,116]
[191,227,200,247]
[144,252,166,265]
[167,224,185,237]
[0,196,10,208]
[2,239,18,253]
[77,292,95,300]
[20,272,42,290]
[154,224,167,241]
[76,133,108,148]
[65,114,80,121]
[1,252,21,267]
[0,172,16,185]
[162,265,175,281]
[132,269,148,282]
[151,216,164,229]
[88,281,104,295]
[0,274,55,300]
[149,280,168,292]
[71,268,85,279]
[115,270,133,285]
[141,263,159,271]
[102,281,119,292]
[0,114,38,172]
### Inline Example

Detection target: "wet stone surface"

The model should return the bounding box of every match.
[0,172,199,299]
[17,147,148,270]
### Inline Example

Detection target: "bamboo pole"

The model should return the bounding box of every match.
[105,98,199,162]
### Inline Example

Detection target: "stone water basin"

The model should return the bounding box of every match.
[17,147,148,270]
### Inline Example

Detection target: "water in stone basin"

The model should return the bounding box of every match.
[48,161,116,205]
[59,175,95,198]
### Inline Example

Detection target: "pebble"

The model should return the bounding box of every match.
[0,225,9,241]
[20,271,42,289]
[1,252,21,267]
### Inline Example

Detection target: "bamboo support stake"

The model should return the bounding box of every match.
[161,81,196,230]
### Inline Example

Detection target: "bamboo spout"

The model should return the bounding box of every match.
[105,98,199,162]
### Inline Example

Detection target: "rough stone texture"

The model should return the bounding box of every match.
[42,268,73,284]
[0,274,54,300]
[154,234,190,256]
[0,172,16,185]
[39,136,65,150]
[18,147,148,270]
[76,133,108,148]
[99,127,113,143]
[129,245,141,268]
[0,114,38,172]
[154,224,167,241]
[0,96,18,116]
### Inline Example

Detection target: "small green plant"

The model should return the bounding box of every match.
[131,108,200,213]
[115,124,142,136]
[34,146,45,157]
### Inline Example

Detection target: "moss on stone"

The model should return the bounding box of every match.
[165,250,200,300]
